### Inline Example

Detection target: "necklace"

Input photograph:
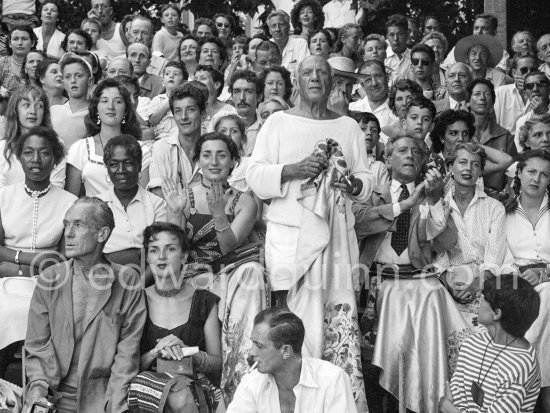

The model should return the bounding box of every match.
[201,177,229,191]
[24,183,52,252]
[154,285,183,297]
[471,335,518,407]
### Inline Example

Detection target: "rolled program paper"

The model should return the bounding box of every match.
[181,346,200,357]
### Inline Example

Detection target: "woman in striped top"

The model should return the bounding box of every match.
[439,274,541,413]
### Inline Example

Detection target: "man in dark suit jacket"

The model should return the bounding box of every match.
[352,135,458,412]
[434,62,473,115]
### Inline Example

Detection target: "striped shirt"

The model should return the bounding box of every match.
[451,329,541,412]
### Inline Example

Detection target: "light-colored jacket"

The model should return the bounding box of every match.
[25,259,146,413]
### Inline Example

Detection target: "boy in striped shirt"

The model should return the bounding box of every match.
[439,274,541,413]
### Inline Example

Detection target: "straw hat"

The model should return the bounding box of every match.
[454,34,504,68]
[327,56,367,80]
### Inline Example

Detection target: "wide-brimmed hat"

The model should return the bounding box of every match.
[454,34,504,68]
[327,56,367,80]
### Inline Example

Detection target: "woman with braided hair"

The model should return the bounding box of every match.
[504,149,550,411]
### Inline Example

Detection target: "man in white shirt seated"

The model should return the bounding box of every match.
[227,308,358,413]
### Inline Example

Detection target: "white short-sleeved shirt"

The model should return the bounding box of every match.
[50,102,89,149]
[98,186,167,253]
[0,140,66,189]
[0,184,76,252]
[66,136,152,196]
[151,27,183,62]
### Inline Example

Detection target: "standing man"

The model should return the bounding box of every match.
[24,197,146,413]
[266,10,310,74]
[127,43,164,99]
[51,55,93,148]
[247,55,371,410]
[227,308,358,413]
[91,0,127,58]
[229,70,262,155]
[349,60,398,133]
[323,0,359,29]
[385,14,411,85]
[434,62,473,114]
[128,15,168,78]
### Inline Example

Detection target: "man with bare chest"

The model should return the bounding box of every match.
[227,308,358,413]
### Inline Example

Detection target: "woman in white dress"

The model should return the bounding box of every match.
[65,77,151,197]
[33,0,65,58]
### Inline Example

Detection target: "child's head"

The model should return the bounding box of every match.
[81,18,102,46]
[401,95,436,140]
[480,274,540,338]
[351,111,381,152]
[232,36,247,59]
[162,61,187,92]
[214,114,246,153]
[258,96,289,124]
[160,4,181,30]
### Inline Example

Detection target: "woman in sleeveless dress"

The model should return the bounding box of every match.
[163,132,268,404]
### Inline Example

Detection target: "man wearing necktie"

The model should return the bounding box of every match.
[434,62,473,115]
[352,135,469,412]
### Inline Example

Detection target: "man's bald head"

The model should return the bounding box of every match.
[297,55,332,80]
[446,62,473,100]
[296,55,333,103]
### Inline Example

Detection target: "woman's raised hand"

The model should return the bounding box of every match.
[162,177,187,213]
[206,180,228,218]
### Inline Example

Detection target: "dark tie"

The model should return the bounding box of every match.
[391,184,410,256]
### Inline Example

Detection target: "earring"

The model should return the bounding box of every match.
[122,116,126,125]
[96,114,101,125]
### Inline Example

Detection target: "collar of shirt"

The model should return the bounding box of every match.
[448,96,463,109]
[246,117,261,132]
[390,179,414,196]
[262,358,321,392]
[386,47,410,60]
[516,193,549,217]
[447,185,487,212]
[166,129,201,181]
[480,119,511,143]
[103,185,146,210]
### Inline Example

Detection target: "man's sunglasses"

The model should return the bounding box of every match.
[518,67,537,75]
[216,22,230,28]
[524,81,549,91]
[411,58,431,66]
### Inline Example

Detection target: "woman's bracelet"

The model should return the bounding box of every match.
[214,222,231,233]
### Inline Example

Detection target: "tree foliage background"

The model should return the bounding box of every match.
[57,0,483,49]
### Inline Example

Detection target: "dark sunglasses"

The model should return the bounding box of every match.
[216,22,230,28]
[411,58,431,66]
[519,66,537,75]
[524,81,549,91]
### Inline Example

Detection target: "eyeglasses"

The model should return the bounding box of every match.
[411,58,431,66]
[216,22,230,28]
[518,66,537,75]
[524,81,549,91]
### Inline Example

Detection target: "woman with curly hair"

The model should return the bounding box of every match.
[65,77,149,197]
[291,0,324,40]
[259,65,292,102]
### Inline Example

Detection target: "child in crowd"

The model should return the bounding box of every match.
[147,61,187,140]
[351,111,389,186]
[215,113,246,155]
[401,95,436,145]
[439,274,541,413]
[152,3,184,62]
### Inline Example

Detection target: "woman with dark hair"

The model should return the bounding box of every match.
[467,79,516,200]
[36,57,66,106]
[197,35,227,71]
[291,0,324,39]
[439,275,541,413]
[0,126,76,379]
[330,23,362,68]
[128,221,223,412]
[435,143,506,321]
[20,49,46,87]
[33,0,65,58]
[259,66,292,102]
[0,25,37,92]
[421,31,448,87]
[430,109,513,187]
[504,149,550,411]
[0,85,65,187]
[179,34,199,79]
[163,132,267,402]
[214,13,235,42]
[60,28,93,53]
[65,77,149,197]
[308,29,333,60]
[98,135,166,267]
